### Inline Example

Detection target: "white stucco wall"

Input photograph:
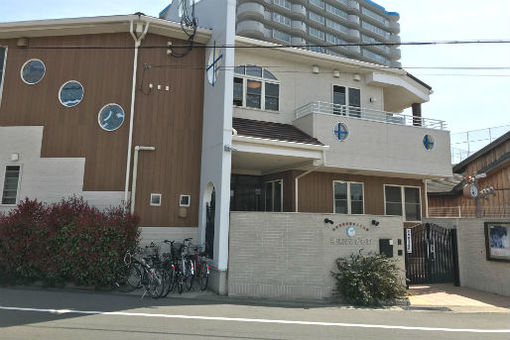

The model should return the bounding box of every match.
[295,113,452,178]
[0,126,124,214]
[233,50,385,125]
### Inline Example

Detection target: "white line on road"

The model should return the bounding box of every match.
[1,305,509,334]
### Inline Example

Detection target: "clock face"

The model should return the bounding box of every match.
[98,104,125,131]
[346,226,356,238]
[470,185,478,198]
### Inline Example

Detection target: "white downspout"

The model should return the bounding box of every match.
[124,20,150,207]
[423,179,429,218]
[130,146,156,214]
[294,150,327,212]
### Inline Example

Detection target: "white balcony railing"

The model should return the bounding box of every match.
[295,101,447,130]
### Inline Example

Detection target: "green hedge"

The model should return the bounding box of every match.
[0,197,139,287]
[332,253,406,306]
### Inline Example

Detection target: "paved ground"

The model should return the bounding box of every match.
[1,287,510,340]
[408,284,510,313]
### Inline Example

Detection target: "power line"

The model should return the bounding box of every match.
[24,39,510,50]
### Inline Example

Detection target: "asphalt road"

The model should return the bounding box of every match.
[1,288,509,340]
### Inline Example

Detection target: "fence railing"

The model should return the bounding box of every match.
[428,206,510,218]
[295,101,447,130]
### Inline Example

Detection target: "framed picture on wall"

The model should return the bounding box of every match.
[485,222,510,262]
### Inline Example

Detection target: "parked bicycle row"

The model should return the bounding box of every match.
[114,238,210,298]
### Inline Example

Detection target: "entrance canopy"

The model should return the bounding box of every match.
[232,118,328,175]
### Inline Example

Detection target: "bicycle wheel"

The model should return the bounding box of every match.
[147,269,165,298]
[159,270,170,298]
[184,260,193,291]
[161,267,176,297]
[198,266,209,291]
[114,265,140,292]
[126,265,142,290]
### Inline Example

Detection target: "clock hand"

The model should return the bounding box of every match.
[103,111,113,122]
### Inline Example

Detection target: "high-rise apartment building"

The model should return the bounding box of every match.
[236,0,401,67]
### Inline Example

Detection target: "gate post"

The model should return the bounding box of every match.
[451,229,461,286]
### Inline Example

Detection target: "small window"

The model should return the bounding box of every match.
[59,81,84,107]
[2,166,21,205]
[385,185,422,221]
[246,66,262,78]
[98,104,125,131]
[179,194,191,207]
[150,193,162,207]
[21,59,46,85]
[334,181,364,214]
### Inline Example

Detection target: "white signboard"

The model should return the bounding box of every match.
[406,229,412,253]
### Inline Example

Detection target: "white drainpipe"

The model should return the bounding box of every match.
[124,19,150,206]
[295,150,326,212]
[130,146,156,214]
[423,179,429,218]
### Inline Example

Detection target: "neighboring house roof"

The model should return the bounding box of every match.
[429,129,510,197]
[0,14,212,43]
[427,174,464,197]
[453,130,510,174]
[233,118,323,146]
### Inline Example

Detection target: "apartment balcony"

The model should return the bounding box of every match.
[293,101,452,178]
[237,2,265,21]
[387,21,400,34]
[295,102,446,129]
[236,20,265,39]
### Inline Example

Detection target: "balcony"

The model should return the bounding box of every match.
[293,102,452,178]
[295,101,447,130]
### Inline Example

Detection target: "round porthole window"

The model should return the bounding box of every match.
[98,104,125,131]
[21,59,46,85]
[59,81,84,107]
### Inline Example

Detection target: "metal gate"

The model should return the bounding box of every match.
[404,223,460,285]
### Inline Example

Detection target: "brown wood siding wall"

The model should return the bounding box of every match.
[429,160,510,217]
[297,171,425,218]
[0,34,133,191]
[0,33,204,227]
[132,34,204,227]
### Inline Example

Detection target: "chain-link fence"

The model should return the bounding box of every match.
[451,125,510,164]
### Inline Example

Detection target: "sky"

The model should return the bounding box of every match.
[0,0,509,134]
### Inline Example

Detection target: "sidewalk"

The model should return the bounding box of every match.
[407,283,510,313]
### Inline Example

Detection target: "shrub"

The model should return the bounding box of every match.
[0,197,139,287]
[331,253,406,306]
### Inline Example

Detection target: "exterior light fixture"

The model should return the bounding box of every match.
[312,65,320,74]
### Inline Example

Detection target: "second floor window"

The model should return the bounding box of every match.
[233,66,280,111]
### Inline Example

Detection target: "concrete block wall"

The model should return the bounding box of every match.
[426,218,510,297]
[229,212,405,300]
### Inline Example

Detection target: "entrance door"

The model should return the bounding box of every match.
[404,223,460,285]
[205,188,215,259]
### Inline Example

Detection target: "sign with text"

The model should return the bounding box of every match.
[406,228,412,253]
